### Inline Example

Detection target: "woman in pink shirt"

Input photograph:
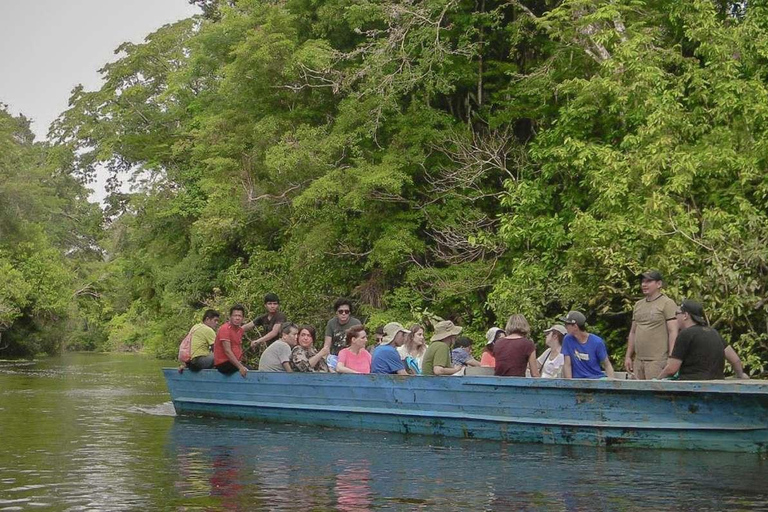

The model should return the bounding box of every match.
[480,327,504,368]
[336,325,372,374]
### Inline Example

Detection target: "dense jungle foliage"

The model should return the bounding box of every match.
[3,0,768,375]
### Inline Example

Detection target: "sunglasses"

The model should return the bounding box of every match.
[337,309,351,314]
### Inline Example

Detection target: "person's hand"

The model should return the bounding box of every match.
[319,346,331,357]
[624,356,633,372]
[740,373,751,380]
[250,339,266,349]
[239,365,248,378]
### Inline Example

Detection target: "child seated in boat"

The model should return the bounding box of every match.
[451,337,482,368]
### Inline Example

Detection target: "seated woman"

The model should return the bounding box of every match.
[480,327,504,368]
[537,325,566,378]
[494,314,540,377]
[336,325,372,374]
[397,324,427,374]
[290,325,330,372]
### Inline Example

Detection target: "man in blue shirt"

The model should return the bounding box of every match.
[371,322,410,375]
[561,311,615,379]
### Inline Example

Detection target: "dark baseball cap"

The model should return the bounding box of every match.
[640,270,663,281]
[679,299,706,325]
[560,311,586,328]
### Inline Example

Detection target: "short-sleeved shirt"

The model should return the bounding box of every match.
[258,340,292,371]
[494,336,535,377]
[189,323,216,360]
[480,351,496,368]
[537,349,565,378]
[325,316,362,355]
[253,311,287,344]
[290,345,329,372]
[633,294,677,360]
[371,344,405,374]
[562,333,609,379]
[671,325,726,380]
[451,348,472,366]
[338,347,372,374]
[213,322,245,366]
[422,341,452,376]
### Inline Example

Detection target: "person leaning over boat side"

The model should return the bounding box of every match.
[480,327,504,368]
[371,322,410,375]
[397,324,427,373]
[537,325,566,378]
[337,325,373,374]
[290,325,330,372]
[422,320,464,376]
[242,292,287,350]
[451,336,482,368]
[323,298,362,356]
[213,304,249,378]
[561,311,615,379]
[625,271,678,380]
[258,322,299,372]
[657,300,749,380]
[185,309,220,371]
[494,315,540,378]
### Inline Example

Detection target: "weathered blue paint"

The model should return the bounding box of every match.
[163,370,768,453]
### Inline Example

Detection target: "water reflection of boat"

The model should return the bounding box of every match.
[163,370,768,454]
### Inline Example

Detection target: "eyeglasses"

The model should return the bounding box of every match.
[337,309,351,315]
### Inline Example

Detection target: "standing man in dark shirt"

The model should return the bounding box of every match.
[323,298,362,356]
[243,293,287,349]
[659,300,749,380]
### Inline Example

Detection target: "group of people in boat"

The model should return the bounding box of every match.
[180,271,751,381]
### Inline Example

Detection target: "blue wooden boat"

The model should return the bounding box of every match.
[163,369,768,454]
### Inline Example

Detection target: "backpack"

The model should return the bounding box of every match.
[177,326,199,363]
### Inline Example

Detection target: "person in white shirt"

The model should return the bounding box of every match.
[536,324,566,378]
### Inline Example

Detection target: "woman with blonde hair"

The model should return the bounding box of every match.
[493,314,540,377]
[397,324,427,374]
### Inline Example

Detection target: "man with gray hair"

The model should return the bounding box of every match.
[258,322,299,372]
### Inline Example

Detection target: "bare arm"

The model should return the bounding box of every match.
[603,357,615,378]
[222,340,247,378]
[323,335,332,353]
[625,321,637,372]
[465,356,482,367]
[433,365,462,376]
[335,361,358,374]
[281,361,293,372]
[724,346,749,379]
[395,369,408,375]
[657,357,682,379]
[242,320,255,332]
[528,351,540,378]
[253,323,281,346]
[563,356,573,379]
[308,346,330,368]
[666,319,679,355]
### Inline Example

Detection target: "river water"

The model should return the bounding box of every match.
[1,353,767,511]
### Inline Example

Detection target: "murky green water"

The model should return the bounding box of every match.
[1,353,767,511]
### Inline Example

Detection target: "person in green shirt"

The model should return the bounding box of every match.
[187,309,220,371]
[422,320,464,376]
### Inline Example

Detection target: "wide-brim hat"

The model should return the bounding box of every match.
[432,320,463,342]
[381,322,409,345]
[485,327,504,344]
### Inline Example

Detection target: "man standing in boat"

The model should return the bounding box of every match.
[625,271,678,380]
[658,300,749,380]
[243,292,287,349]
[213,304,249,378]
[422,320,464,376]
[323,298,362,355]
[562,311,615,379]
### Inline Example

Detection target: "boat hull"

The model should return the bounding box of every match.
[163,370,768,454]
